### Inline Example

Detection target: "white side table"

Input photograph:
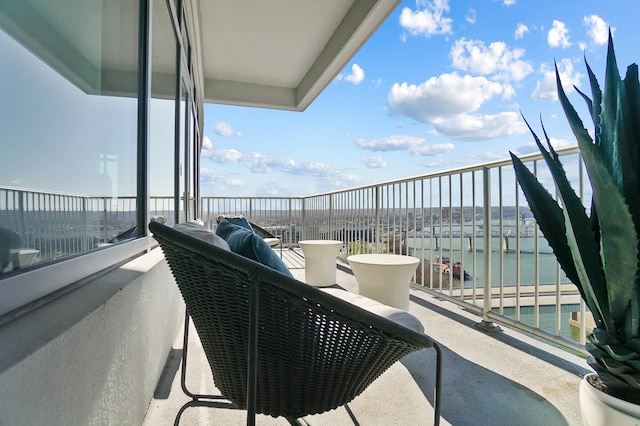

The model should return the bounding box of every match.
[9,249,39,268]
[298,240,343,287]
[347,253,420,310]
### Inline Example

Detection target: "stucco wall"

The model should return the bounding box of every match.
[0,247,183,425]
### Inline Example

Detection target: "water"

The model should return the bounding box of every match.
[405,236,584,343]
[406,235,568,286]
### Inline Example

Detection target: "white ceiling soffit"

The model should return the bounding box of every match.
[199,0,401,111]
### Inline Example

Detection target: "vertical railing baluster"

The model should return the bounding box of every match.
[482,167,493,326]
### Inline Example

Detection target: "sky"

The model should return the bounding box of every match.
[200,0,640,198]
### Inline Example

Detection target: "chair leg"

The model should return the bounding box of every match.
[180,310,225,401]
[173,399,240,426]
[174,310,235,425]
[343,403,361,425]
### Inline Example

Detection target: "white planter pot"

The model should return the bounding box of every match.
[580,373,640,425]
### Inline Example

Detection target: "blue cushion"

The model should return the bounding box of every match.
[217,215,252,230]
[215,221,292,277]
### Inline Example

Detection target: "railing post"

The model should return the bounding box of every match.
[329,194,334,239]
[17,190,25,245]
[477,167,498,331]
[101,197,106,247]
[301,198,306,241]
[375,186,380,253]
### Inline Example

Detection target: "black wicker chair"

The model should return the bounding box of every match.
[150,221,442,425]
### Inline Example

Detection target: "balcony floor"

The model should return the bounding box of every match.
[143,248,589,425]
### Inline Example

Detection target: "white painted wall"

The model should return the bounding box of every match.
[0,247,183,425]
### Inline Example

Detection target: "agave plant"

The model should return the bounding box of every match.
[510,32,640,402]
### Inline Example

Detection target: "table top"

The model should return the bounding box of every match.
[347,253,420,266]
[298,240,343,246]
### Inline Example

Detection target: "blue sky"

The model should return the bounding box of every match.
[201,0,640,197]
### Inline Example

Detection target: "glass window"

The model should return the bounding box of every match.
[0,0,139,275]
[149,0,178,226]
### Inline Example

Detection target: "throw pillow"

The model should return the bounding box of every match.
[173,221,230,251]
[215,220,292,277]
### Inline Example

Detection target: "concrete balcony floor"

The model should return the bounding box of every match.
[143,249,589,425]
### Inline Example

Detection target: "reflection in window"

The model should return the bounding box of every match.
[0,1,139,273]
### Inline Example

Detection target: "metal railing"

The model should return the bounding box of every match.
[200,196,303,247]
[1,146,589,352]
[0,187,175,266]
[201,145,589,353]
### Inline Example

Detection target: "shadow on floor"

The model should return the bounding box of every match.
[402,346,570,426]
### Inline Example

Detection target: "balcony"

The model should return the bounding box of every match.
[1,146,592,424]
[142,249,587,425]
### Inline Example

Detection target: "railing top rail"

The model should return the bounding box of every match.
[0,186,149,201]
[0,185,93,198]
[202,196,303,201]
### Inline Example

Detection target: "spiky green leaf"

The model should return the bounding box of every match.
[582,142,636,327]
[557,64,637,331]
[626,287,640,340]
[600,32,621,176]
[584,55,603,139]
[620,64,640,236]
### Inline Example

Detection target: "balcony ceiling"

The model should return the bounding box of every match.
[197,0,401,111]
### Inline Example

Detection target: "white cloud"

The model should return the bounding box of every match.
[422,149,511,168]
[547,20,572,48]
[205,148,244,163]
[583,15,611,46]
[348,64,365,84]
[514,23,529,39]
[202,136,213,150]
[355,135,454,156]
[214,120,242,137]
[465,8,477,24]
[200,168,244,189]
[388,73,506,122]
[516,136,576,155]
[344,64,364,84]
[531,59,583,101]
[450,38,533,81]
[323,174,363,191]
[342,175,362,184]
[388,71,527,141]
[399,0,452,38]
[288,161,336,177]
[355,134,426,151]
[502,83,516,99]
[201,146,342,179]
[431,112,526,141]
[338,64,365,85]
[503,0,516,5]
[245,152,296,173]
[410,143,455,156]
[360,155,388,168]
